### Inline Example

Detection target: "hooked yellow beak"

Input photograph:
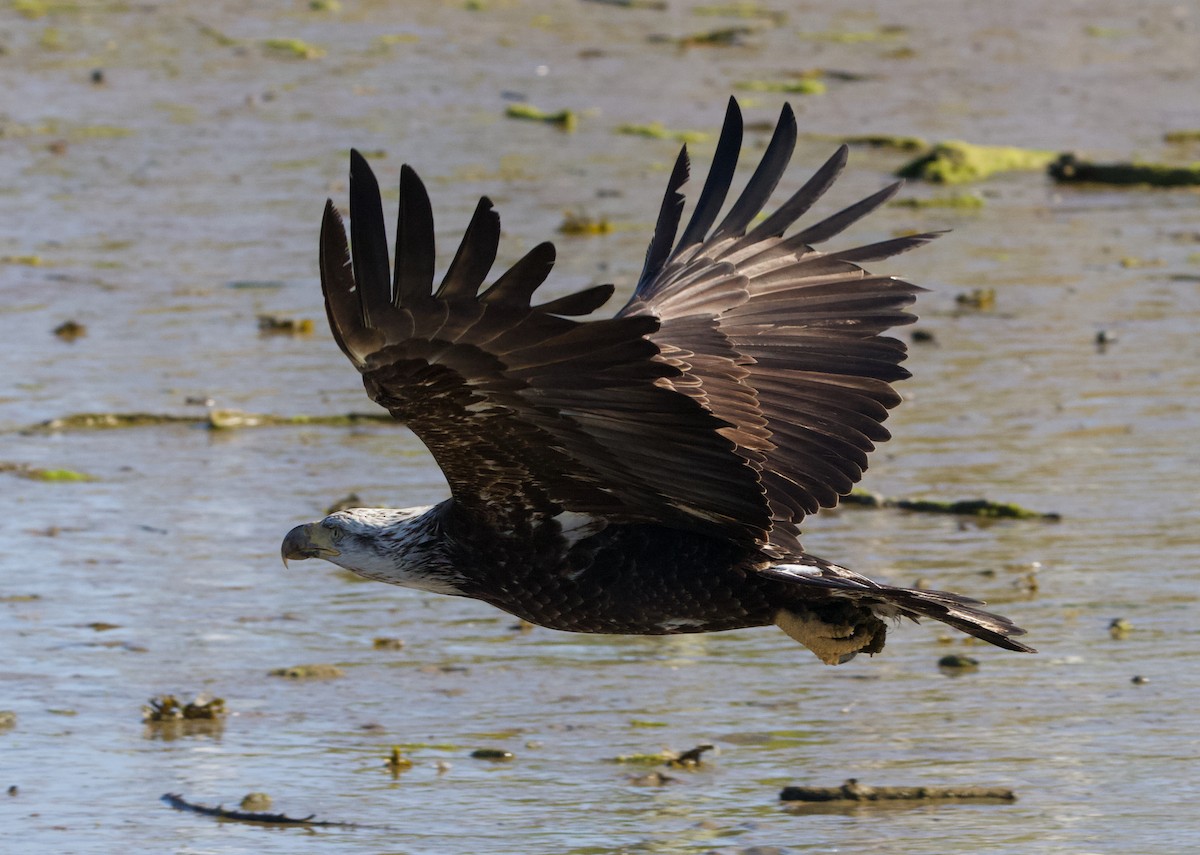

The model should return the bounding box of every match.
[281,522,340,567]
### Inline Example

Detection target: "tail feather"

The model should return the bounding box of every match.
[884,587,1035,653]
[761,559,1035,654]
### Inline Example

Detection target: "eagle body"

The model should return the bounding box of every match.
[282,99,1034,664]
[441,507,776,635]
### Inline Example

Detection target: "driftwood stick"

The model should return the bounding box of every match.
[780,778,1016,803]
[161,793,356,827]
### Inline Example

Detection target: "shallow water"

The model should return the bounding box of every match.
[2,2,1199,853]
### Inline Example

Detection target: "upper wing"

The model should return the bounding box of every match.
[620,98,938,553]
[320,152,771,540]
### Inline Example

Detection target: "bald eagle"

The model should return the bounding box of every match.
[282,99,1033,664]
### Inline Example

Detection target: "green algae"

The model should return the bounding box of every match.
[890,193,985,210]
[558,212,614,236]
[797,26,907,44]
[616,122,710,144]
[649,26,757,47]
[834,133,928,151]
[256,314,315,335]
[187,17,240,48]
[386,747,414,773]
[955,287,997,310]
[1049,154,1200,187]
[843,490,1059,520]
[610,744,714,767]
[0,462,93,482]
[736,78,826,95]
[262,38,326,59]
[583,0,667,8]
[505,104,578,132]
[897,141,1057,184]
[30,411,394,433]
[693,3,785,22]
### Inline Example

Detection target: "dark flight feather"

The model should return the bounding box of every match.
[710,102,798,241]
[675,96,743,251]
[636,146,691,291]
[348,150,393,328]
[436,197,500,302]
[393,164,436,304]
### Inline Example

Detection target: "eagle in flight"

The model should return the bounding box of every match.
[282,99,1033,665]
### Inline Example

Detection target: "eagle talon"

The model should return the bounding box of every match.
[774,609,887,666]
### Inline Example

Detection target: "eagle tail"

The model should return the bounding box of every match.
[762,559,1034,664]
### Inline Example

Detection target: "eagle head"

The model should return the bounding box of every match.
[281,505,465,595]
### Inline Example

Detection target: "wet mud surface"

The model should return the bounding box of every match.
[2,2,1199,853]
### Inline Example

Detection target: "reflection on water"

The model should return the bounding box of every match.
[2,1,1199,853]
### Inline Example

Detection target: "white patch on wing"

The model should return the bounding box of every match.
[553,511,604,548]
[770,562,825,579]
[659,617,705,632]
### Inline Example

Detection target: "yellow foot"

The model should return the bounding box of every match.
[774,609,887,665]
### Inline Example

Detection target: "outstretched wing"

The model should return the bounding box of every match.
[320,153,770,539]
[620,98,938,553]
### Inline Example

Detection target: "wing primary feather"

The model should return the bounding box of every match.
[534,283,615,316]
[711,103,797,240]
[436,197,501,301]
[394,164,436,304]
[740,145,849,245]
[480,241,557,307]
[348,149,393,328]
[825,231,944,264]
[318,199,359,362]
[675,96,743,251]
[789,181,904,246]
[636,145,690,290]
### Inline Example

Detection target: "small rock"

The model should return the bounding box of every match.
[239,792,272,811]
[269,663,345,679]
[628,771,677,786]
[937,654,980,675]
[53,320,86,342]
[470,748,515,761]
